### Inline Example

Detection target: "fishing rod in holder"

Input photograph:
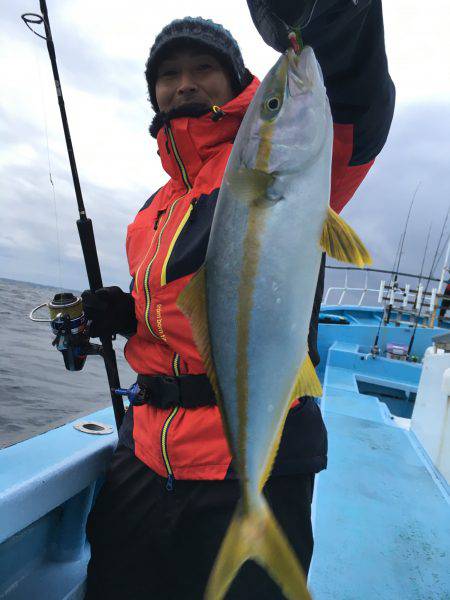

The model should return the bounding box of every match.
[384,183,420,327]
[407,225,450,357]
[370,186,419,355]
[372,208,450,359]
[23,1,125,428]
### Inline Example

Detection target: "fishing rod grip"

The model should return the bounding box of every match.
[101,337,125,428]
[76,217,125,427]
[77,218,103,292]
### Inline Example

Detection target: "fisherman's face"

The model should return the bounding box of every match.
[155,48,234,112]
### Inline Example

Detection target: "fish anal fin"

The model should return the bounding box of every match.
[291,353,323,399]
[177,265,221,403]
[258,353,323,491]
[320,207,372,267]
[205,497,311,600]
[258,414,289,492]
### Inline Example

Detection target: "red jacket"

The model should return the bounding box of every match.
[124,77,373,480]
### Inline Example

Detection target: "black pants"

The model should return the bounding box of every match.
[85,445,314,600]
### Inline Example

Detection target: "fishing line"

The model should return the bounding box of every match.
[300,0,320,29]
[280,0,320,53]
[32,31,63,291]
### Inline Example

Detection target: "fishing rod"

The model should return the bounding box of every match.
[407,205,450,357]
[416,223,432,293]
[384,182,420,326]
[370,218,405,353]
[370,185,419,354]
[432,231,450,278]
[22,1,125,428]
[404,222,433,328]
[370,251,401,355]
[393,223,432,328]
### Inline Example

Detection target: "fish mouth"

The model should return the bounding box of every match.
[286,47,314,97]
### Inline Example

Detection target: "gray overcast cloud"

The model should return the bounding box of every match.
[1,1,450,292]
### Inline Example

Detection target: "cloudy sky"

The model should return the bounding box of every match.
[1,0,450,292]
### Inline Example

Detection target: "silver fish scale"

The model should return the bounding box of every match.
[205,46,333,493]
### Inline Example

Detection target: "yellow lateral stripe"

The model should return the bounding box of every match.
[235,205,267,507]
[233,113,275,500]
[168,128,192,191]
[161,406,179,475]
[161,204,193,286]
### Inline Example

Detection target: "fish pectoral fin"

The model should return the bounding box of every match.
[320,207,372,267]
[228,167,275,202]
[254,193,284,208]
[176,265,221,402]
[291,353,323,399]
[205,497,311,600]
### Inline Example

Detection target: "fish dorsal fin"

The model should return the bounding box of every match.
[320,207,372,267]
[177,265,221,404]
[228,168,275,202]
[259,353,323,490]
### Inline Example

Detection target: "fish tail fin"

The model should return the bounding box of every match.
[205,497,311,600]
[321,207,372,267]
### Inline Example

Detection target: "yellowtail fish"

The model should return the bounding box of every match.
[178,45,371,599]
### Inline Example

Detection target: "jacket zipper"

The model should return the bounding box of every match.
[165,124,192,191]
[154,125,193,489]
[161,406,179,491]
[143,200,180,339]
[161,352,182,491]
[134,225,160,294]
[160,201,195,286]
[142,125,193,339]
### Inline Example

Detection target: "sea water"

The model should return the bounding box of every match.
[0,278,135,448]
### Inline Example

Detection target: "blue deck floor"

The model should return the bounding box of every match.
[1,309,449,599]
[309,343,450,600]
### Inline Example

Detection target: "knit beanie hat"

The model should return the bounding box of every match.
[145,17,247,112]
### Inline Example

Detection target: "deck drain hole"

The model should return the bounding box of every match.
[74,421,113,435]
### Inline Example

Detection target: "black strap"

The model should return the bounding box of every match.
[136,374,216,409]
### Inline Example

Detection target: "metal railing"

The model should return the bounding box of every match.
[323,268,379,306]
[323,263,450,326]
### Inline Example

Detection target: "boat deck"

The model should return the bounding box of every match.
[309,342,450,599]
[0,307,449,598]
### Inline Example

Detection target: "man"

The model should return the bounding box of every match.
[84,2,395,598]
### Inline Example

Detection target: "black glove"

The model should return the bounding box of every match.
[81,286,137,338]
[246,0,318,52]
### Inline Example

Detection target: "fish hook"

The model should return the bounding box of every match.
[288,31,302,54]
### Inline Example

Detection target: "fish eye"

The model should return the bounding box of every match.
[265,96,280,111]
